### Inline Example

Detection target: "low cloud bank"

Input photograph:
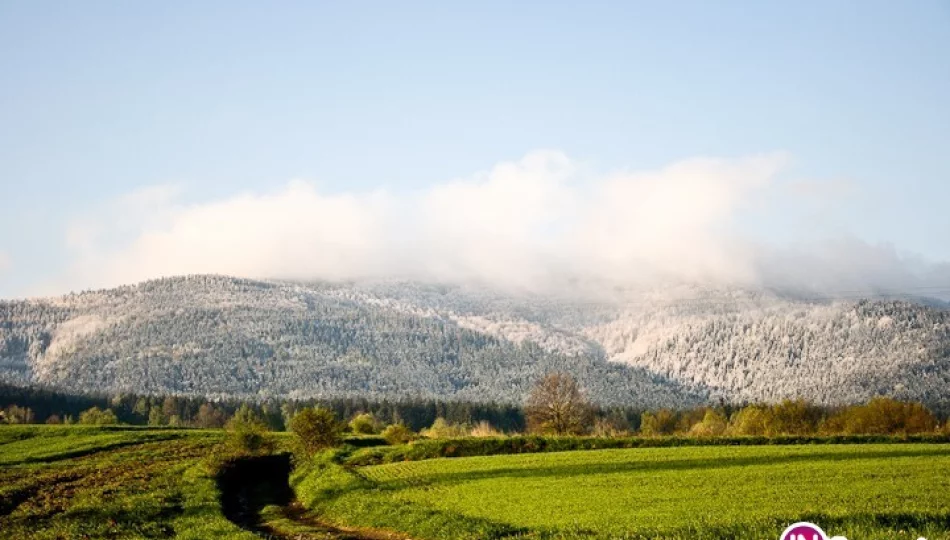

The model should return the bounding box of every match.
[52,151,950,299]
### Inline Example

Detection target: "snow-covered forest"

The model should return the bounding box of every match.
[1,275,948,410]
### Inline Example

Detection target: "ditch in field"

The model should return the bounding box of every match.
[216,453,295,534]
[216,453,405,540]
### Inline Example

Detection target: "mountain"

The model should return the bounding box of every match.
[1,275,948,411]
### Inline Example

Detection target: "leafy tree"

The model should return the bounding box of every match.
[290,407,343,454]
[599,409,634,435]
[675,408,707,434]
[640,409,677,436]
[225,404,275,454]
[229,404,258,424]
[382,423,415,445]
[148,406,164,426]
[133,397,150,419]
[2,405,35,424]
[349,413,379,435]
[162,396,180,423]
[769,400,822,435]
[727,405,771,436]
[639,412,658,436]
[822,398,937,434]
[280,403,297,430]
[78,407,118,425]
[422,417,469,439]
[525,373,593,435]
[261,401,286,431]
[689,409,727,437]
[193,403,227,428]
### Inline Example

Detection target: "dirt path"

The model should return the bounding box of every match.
[262,502,413,540]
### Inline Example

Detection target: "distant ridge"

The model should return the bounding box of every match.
[1,275,948,411]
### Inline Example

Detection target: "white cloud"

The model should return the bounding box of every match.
[65,184,184,253]
[46,150,950,297]
[63,180,393,289]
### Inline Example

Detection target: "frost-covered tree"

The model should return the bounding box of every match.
[0,275,948,411]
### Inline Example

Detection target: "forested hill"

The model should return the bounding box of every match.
[1,275,948,410]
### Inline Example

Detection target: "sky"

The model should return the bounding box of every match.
[1,1,948,298]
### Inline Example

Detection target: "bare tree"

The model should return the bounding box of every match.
[525,373,592,435]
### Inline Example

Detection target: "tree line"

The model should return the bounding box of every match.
[524,373,946,437]
[0,382,527,431]
[2,377,947,438]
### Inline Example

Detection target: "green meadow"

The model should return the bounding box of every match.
[297,444,950,540]
[319,444,950,539]
[0,426,257,540]
[3,426,950,539]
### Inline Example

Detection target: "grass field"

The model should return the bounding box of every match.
[4,426,950,539]
[299,444,950,540]
[0,425,258,540]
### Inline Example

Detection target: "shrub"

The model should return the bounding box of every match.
[769,400,823,435]
[225,404,275,455]
[422,417,469,439]
[821,398,937,435]
[689,410,727,437]
[78,407,118,425]
[594,410,633,437]
[349,413,379,435]
[470,420,503,437]
[342,435,388,447]
[382,423,416,445]
[675,408,707,433]
[2,405,35,424]
[290,407,343,455]
[727,405,771,436]
[343,433,950,466]
[640,409,677,436]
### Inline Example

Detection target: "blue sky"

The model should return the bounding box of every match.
[1,1,948,297]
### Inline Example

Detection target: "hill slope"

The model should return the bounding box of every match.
[1,276,948,409]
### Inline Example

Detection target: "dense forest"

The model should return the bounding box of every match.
[1,275,949,411]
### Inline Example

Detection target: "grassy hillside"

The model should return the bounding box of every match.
[298,444,950,540]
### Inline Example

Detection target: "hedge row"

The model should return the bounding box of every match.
[341,435,388,448]
[344,433,950,466]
